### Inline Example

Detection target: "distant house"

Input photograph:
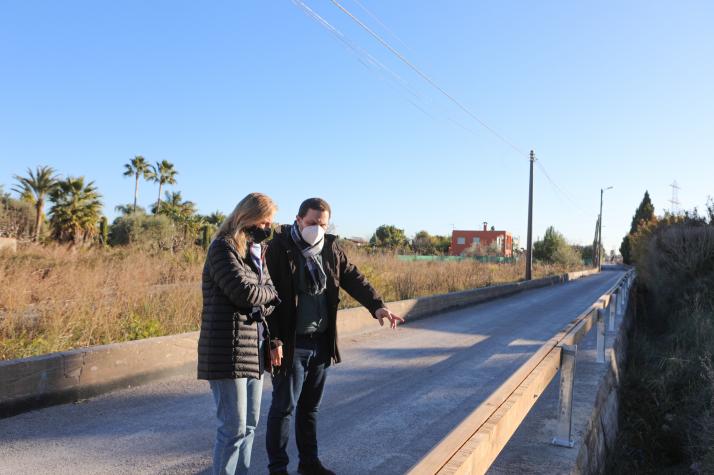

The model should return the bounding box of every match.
[450,222,513,257]
[345,236,368,247]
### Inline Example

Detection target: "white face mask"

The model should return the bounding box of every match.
[301,224,325,245]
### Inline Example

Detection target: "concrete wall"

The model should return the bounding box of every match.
[0,268,598,418]
[575,280,634,474]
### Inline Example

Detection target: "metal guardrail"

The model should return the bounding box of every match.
[407,269,636,475]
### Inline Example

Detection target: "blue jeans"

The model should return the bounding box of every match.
[209,374,264,475]
[266,333,330,473]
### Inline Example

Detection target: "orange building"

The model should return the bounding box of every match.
[450,222,513,257]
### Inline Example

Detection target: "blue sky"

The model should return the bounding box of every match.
[1,1,712,252]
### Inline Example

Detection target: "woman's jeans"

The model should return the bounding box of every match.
[209,373,264,475]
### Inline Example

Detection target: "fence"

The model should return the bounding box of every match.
[397,255,518,264]
[407,269,635,474]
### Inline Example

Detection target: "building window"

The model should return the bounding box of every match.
[472,237,480,246]
[457,237,466,245]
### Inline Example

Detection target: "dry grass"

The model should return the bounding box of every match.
[0,244,583,361]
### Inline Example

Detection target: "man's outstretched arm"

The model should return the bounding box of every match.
[336,244,405,328]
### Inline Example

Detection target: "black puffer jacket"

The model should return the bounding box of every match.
[197,236,278,380]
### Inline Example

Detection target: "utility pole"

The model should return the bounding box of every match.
[526,150,535,280]
[597,186,613,270]
[597,188,604,270]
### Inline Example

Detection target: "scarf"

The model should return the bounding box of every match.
[290,222,327,295]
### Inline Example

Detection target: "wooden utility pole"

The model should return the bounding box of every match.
[526,150,535,280]
[597,188,604,270]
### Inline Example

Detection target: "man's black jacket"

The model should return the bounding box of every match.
[265,224,385,373]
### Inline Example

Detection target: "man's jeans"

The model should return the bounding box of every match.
[209,374,264,475]
[266,333,330,473]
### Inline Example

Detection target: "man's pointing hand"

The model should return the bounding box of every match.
[376,307,405,329]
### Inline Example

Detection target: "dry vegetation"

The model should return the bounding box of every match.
[608,221,714,474]
[0,244,583,361]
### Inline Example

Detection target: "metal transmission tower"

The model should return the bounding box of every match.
[669,181,681,215]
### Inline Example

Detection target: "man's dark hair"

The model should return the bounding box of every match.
[298,197,331,218]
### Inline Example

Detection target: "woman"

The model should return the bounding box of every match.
[198,192,280,475]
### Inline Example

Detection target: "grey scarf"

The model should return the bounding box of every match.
[290,222,327,295]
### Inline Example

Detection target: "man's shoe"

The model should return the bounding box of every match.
[270,471,289,475]
[297,459,336,475]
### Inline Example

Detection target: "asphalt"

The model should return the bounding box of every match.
[0,270,624,475]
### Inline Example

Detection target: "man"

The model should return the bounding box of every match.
[265,197,404,475]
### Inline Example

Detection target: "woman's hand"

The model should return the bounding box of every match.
[271,346,283,367]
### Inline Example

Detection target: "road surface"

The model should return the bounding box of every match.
[0,270,624,475]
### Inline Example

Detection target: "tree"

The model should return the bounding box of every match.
[621,191,657,264]
[630,190,655,234]
[370,224,409,249]
[579,244,595,264]
[153,191,196,218]
[412,230,450,255]
[48,177,103,244]
[152,191,202,247]
[619,235,631,264]
[12,165,59,241]
[115,203,146,216]
[109,213,176,250]
[123,155,154,214]
[150,160,177,214]
[413,230,434,254]
[533,226,567,262]
[0,186,35,239]
[205,210,226,226]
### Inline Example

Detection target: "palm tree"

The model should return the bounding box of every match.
[123,155,154,213]
[205,210,226,226]
[115,203,146,216]
[154,191,202,245]
[154,190,196,218]
[12,166,59,241]
[49,177,103,244]
[151,160,177,214]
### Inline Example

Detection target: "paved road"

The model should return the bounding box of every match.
[0,270,624,475]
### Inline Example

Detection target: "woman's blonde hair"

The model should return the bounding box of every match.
[215,192,277,255]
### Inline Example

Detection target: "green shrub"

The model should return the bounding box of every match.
[0,192,35,240]
[109,213,177,250]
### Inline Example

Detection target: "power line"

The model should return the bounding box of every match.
[330,0,529,160]
[535,160,588,216]
[351,0,413,54]
[294,0,589,215]
[331,0,594,214]
[291,0,419,101]
[290,0,495,138]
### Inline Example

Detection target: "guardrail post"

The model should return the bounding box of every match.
[596,308,606,363]
[609,293,617,331]
[553,344,577,447]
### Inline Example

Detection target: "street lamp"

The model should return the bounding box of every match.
[597,186,613,269]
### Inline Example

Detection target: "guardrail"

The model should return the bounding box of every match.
[407,269,635,475]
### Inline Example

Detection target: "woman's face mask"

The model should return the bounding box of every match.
[246,225,272,243]
[301,224,325,245]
